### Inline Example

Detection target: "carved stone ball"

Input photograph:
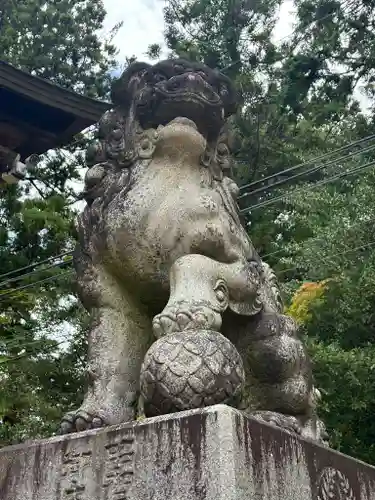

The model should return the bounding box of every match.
[140,329,245,417]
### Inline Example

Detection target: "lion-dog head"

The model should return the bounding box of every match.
[83,59,238,205]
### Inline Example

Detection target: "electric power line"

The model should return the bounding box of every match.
[3,237,371,296]
[0,269,73,300]
[0,251,73,281]
[2,202,374,300]
[1,239,374,298]
[260,214,375,260]
[3,240,374,297]
[238,140,375,201]
[0,258,73,289]
[239,133,375,194]
[3,147,375,285]
[277,239,375,276]
[4,148,375,284]
[241,158,375,214]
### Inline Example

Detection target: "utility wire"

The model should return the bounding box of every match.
[240,159,375,214]
[2,237,375,299]
[238,140,375,201]
[0,251,73,281]
[0,270,73,300]
[2,192,374,299]
[0,258,73,289]
[0,337,71,363]
[260,214,375,260]
[5,212,372,291]
[243,159,375,213]
[5,147,375,285]
[239,133,375,193]
[276,240,375,276]
[3,144,375,284]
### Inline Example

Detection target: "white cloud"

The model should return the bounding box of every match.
[102,0,168,67]
[273,0,296,42]
[102,0,296,67]
[101,0,370,111]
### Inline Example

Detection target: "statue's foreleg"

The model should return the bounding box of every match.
[60,251,152,434]
[152,254,260,338]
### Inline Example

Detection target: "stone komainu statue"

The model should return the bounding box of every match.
[60,59,326,443]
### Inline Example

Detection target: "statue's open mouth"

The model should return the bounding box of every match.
[136,71,227,140]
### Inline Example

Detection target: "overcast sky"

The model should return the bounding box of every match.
[53,0,369,349]
[101,0,296,67]
[101,0,370,110]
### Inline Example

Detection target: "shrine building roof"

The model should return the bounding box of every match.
[0,60,111,160]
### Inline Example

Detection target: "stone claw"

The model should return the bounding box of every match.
[59,417,74,435]
[59,410,105,434]
[249,410,302,434]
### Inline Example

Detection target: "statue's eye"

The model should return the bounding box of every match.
[217,143,228,155]
[154,72,166,83]
[219,84,228,96]
[173,64,184,74]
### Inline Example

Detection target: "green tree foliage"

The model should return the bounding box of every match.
[291,0,375,106]
[159,0,375,465]
[0,0,119,96]
[2,0,375,467]
[0,0,118,444]
[275,170,375,463]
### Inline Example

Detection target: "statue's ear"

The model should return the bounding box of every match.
[111,62,151,107]
[218,119,242,154]
[214,70,238,116]
[227,263,263,316]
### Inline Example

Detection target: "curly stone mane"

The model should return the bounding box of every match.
[60,58,326,445]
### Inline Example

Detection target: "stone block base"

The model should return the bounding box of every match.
[1,405,375,499]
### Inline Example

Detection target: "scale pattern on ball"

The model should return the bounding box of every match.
[140,330,245,417]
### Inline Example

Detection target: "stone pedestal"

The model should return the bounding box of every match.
[1,405,375,500]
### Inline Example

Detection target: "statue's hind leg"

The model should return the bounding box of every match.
[224,310,327,442]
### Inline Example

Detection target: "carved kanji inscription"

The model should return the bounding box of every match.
[103,430,135,500]
[59,448,92,500]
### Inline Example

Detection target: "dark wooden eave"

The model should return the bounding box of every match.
[0,60,111,160]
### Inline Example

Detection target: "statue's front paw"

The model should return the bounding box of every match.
[152,301,222,338]
[59,402,135,434]
[59,410,105,434]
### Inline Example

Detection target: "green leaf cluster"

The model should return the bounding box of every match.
[158,0,375,465]
[0,0,117,445]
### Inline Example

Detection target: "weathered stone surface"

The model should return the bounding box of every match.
[63,57,325,441]
[1,405,374,500]
[140,329,246,416]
